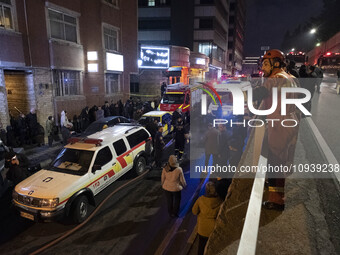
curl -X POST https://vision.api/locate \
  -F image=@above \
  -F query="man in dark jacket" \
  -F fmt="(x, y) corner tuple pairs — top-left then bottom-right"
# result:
(5, 152), (30, 186)
(26, 108), (38, 144)
(154, 124), (165, 169)
(174, 117), (188, 160)
(103, 101), (111, 117)
(17, 113), (28, 146)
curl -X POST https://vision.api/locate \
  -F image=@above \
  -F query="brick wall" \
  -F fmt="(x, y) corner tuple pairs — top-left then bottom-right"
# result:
(0, 69), (10, 128)
(33, 69), (53, 127)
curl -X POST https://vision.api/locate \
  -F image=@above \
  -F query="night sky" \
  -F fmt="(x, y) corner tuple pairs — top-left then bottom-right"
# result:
(244, 0), (324, 56)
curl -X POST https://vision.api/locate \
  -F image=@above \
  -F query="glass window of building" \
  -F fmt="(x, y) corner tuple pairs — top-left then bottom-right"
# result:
(198, 42), (212, 57)
(48, 9), (78, 43)
(0, 0), (13, 29)
(148, 0), (155, 6)
(106, 73), (120, 94)
(103, 26), (118, 52)
(53, 70), (81, 97)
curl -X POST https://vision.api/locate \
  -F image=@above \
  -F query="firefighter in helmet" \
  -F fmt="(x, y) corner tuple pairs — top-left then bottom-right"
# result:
(253, 49), (301, 211)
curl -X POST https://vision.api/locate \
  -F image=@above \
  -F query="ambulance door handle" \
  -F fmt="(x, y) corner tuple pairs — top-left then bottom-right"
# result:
(126, 153), (130, 157)
(112, 162), (116, 166)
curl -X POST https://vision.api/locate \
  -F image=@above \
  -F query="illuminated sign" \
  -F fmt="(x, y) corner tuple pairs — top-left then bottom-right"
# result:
(196, 58), (206, 65)
(139, 46), (169, 69)
(106, 53), (124, 72)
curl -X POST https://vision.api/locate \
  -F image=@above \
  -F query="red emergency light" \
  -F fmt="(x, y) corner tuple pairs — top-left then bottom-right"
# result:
(326, 52), (332, 56)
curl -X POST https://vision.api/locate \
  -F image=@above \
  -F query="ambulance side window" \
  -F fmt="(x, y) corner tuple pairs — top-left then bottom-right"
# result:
(127, 129), (149, 148)
(94, 146), (112, 168)
(113, 139), (127, 156)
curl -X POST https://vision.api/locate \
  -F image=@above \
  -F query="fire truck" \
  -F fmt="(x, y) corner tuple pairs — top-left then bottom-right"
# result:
(286, 51), (306, 68)
(159, 83), (191, 113)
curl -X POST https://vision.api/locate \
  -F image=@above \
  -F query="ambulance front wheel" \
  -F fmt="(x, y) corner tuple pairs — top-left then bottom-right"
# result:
(72, 195), (89, 223)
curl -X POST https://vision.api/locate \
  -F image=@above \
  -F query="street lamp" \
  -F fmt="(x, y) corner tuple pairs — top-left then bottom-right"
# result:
(291, 48), (295, 51)
(310, 28), (316, 34)
(316, 42), (321, 47)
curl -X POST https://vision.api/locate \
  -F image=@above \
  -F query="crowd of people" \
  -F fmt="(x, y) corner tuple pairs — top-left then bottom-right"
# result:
(0, 98), (161, 149)
(286, 60), (324, 113)
(0, 108), (45, 148)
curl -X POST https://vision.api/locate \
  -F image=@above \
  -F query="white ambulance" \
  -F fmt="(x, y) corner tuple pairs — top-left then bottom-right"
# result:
(12, 125), (152, 223)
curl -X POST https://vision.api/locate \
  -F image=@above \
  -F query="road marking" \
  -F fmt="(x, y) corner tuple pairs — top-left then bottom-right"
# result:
(237, 155), (267, 255)
(305, 117), (340, 186)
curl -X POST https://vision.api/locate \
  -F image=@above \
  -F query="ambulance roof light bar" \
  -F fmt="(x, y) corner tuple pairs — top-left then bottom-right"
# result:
(68, 137), (103, 146)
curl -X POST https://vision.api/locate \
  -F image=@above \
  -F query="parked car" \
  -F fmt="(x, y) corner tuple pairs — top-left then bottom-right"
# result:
(138, 111), (173, 136)
(81, 116), (131, 137)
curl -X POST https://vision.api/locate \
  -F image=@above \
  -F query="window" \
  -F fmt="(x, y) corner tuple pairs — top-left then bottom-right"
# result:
(199, 18), (213, 29)
(148, 0), (155, 6)
(139, 19), (171, 30)
(106, 73), (120, 94)
(53, 70), (81, 96)
(103, 26), (118, 51)
(104, 0), (118, 7)
(228, 41), (233, 49)
(130, 82), (139, 93)
(0, 0), (13, 29)
(212, 46), (224, 62)
(126, 129), (150, 148)
(48, 9), (78, 43)
(160, 0), (166, 4)
(198, 42), (212, 57)
(94, 146), (113, 167)
(113, 139), (127, 156)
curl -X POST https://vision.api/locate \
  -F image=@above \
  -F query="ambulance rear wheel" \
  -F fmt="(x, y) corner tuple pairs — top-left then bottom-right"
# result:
(134, 156), (146, 175)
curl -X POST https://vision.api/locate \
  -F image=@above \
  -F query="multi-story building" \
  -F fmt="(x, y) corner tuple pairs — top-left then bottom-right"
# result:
(138, 0), (230, 82)
(0, 0), (137, 128)
(242, 56), (261, 75)
(227, 0), (245, 75)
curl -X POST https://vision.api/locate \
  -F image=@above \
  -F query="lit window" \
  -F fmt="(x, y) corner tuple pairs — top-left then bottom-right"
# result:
(103, 26), (118, 52)
(148, 0), (155, 6)
(53, 70), (81, 96)
(48, 9), (78, 43)
(0, 0), (13, 29)
(106, 73), (120, 94)
(198, 42), (212, 57)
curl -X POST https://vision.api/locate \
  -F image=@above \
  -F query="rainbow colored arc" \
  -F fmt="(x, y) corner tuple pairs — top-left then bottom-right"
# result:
(198, 82), (222, 106)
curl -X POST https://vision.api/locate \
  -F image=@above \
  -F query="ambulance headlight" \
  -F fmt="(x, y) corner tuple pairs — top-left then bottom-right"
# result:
(39, 198), (59, 208)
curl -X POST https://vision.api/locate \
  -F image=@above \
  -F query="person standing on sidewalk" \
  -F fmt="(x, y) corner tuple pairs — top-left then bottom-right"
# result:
(161, 155), (187, 218)
(46, 116), (54, 147)
(192, 182), (222, 255)
(154, 124), (165, 169)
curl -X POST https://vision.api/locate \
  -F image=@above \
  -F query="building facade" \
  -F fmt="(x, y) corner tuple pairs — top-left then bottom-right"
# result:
(226, 0), (245, 75)
(138, 0), (230, 82)
(0, 0), (137, 128)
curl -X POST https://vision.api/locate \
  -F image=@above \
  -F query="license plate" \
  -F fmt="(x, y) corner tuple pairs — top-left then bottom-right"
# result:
(20, 211), (35, 221)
